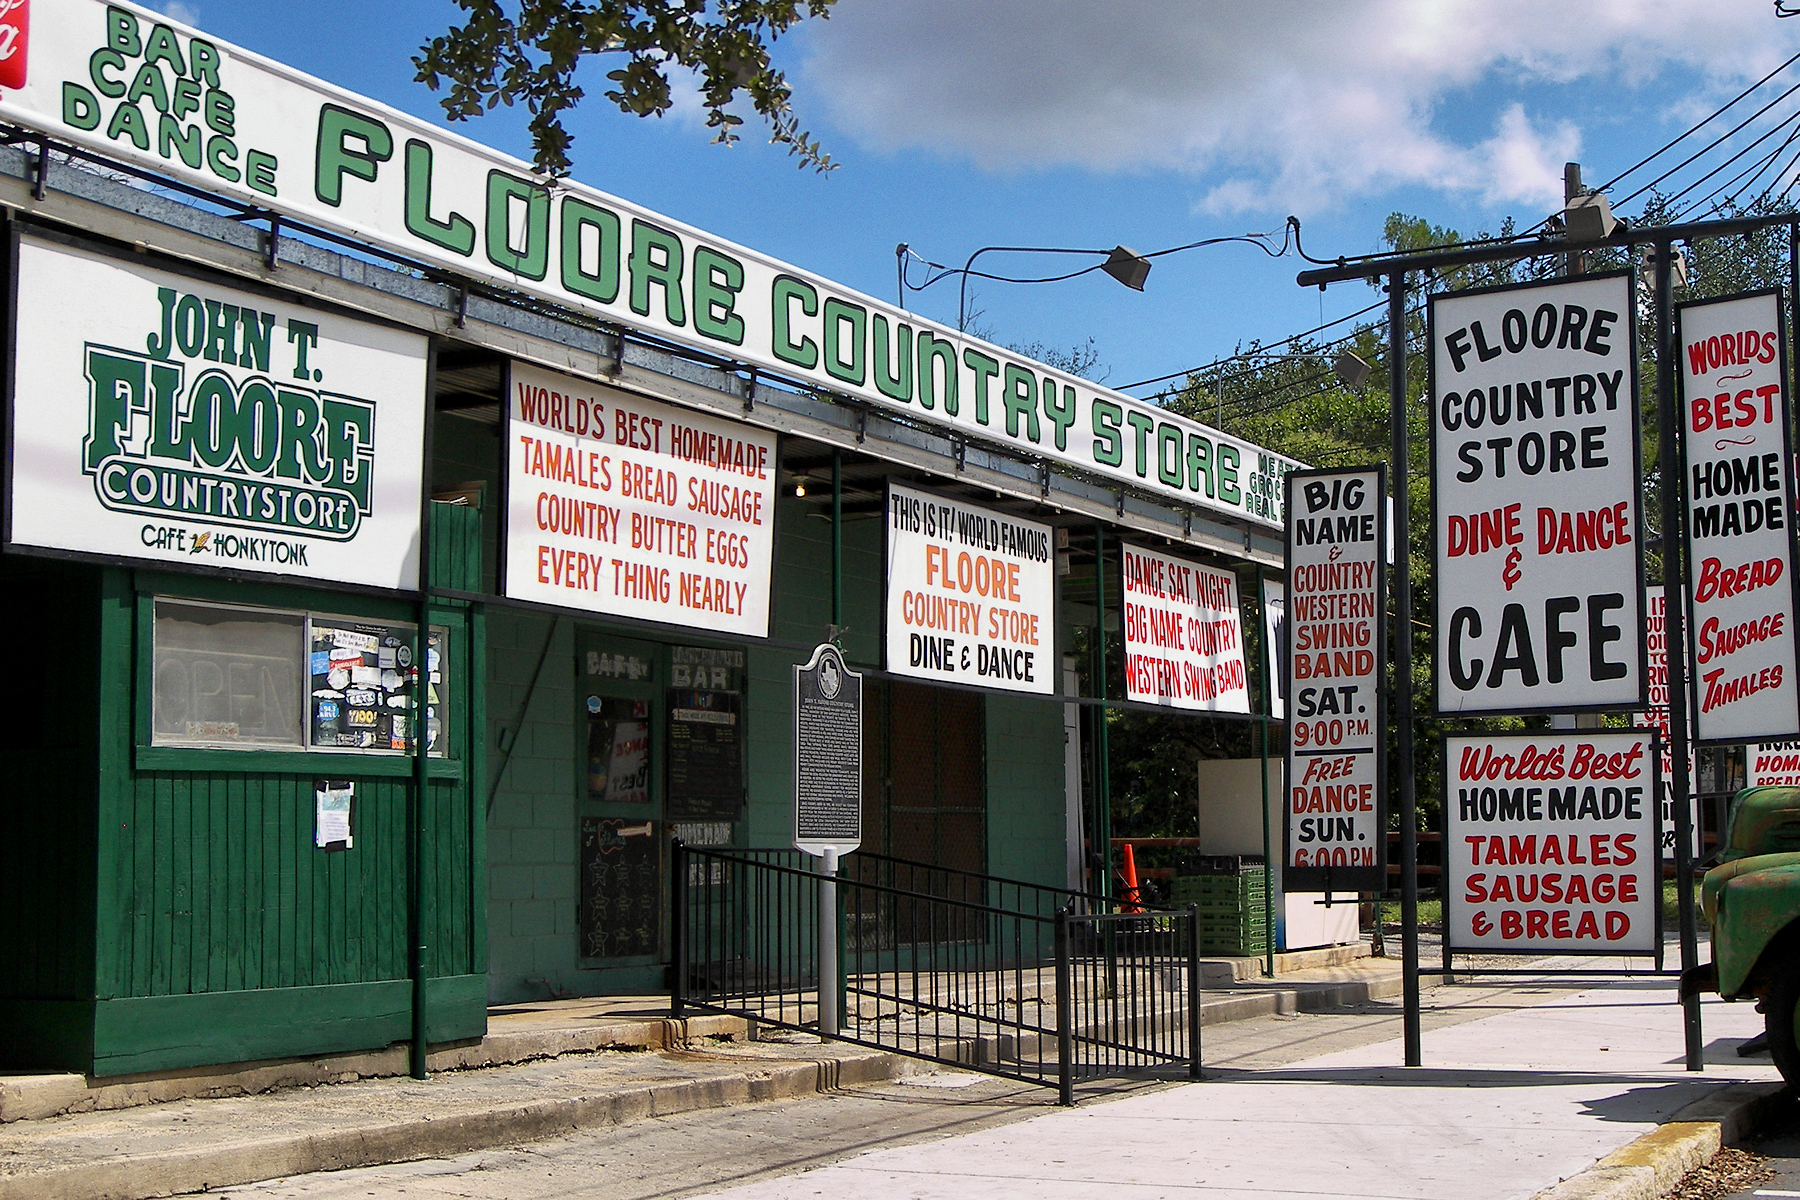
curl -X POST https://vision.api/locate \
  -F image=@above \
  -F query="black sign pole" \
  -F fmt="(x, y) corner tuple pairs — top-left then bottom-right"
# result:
(1390, 270), (1422, 1068)
(1656, 238), (1704, 1073)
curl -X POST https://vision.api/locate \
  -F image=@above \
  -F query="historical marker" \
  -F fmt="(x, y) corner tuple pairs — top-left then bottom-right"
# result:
(793, 643), (863, 855)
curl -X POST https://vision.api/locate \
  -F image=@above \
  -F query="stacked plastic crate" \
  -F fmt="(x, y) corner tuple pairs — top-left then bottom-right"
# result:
(1169, 856), (1268, 956)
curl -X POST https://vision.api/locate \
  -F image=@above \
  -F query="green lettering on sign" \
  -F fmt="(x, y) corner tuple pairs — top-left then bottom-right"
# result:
(629, 221), (686, 325)
(1091, 399), (1123, 467)
(771, 275), (818, 370)
(314, 104), (391, 207)
(1125, 411), (1155, 478)
(1002, 364), (1040, 443)
(485, 171), (550, 280)
(1218, 444), (1241, 504)
(693, 248), (745, 346)
(1187, 434), (1214, 499)
(404, 140), (474, 257)
(917, 332), (957, 414)
(1042, 379), (1075, 451)
(63, 83), (101, 131)
(560, 198), (621, 303)
(873, 316), (912, 403)
(963, 347), (999, 425)
(823, 298), (866, 385)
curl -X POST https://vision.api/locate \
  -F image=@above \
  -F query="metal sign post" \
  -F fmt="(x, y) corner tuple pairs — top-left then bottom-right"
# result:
(794, 642), (863, 1039)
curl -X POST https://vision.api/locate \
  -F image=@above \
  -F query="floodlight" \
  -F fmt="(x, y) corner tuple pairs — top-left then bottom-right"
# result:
(1101, 246), (1152, 291)
(1641, 244), (1689, 290)
(1331, 351), (1373, 391)
(1563, 192), (1617, 242)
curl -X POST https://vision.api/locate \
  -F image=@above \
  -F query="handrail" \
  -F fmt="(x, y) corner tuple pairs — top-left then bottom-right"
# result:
(686, 845), (1178, 918)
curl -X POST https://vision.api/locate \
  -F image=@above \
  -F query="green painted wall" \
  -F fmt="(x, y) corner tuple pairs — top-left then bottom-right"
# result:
(985, 693), (1068, 887)
(482, 473), (1074, 1003)
(0, 506), (488, 1076)
(483, 609), (581, 1003)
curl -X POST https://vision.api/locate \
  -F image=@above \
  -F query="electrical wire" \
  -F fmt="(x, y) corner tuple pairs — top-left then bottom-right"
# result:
(1117, 295), (1388, 391)
(1612, 76), (1800, 208)
(1668, 117), (1800, 220)
(1661, 109), (1800, 217)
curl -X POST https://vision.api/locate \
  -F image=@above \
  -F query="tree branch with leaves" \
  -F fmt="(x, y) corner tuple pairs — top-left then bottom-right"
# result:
(416, 0), (837, 179)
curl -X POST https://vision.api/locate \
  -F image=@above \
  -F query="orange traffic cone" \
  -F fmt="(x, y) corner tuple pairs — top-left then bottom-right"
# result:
(1121, 842), (1142, 914)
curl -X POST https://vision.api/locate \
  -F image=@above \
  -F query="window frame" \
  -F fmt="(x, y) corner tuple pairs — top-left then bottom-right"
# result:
(144, 593), (455, 765)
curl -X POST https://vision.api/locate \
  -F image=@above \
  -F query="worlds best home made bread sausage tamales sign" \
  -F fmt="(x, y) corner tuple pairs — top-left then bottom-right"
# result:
(2, 0), (1300, 529)
(1676, 291), (1800, 744)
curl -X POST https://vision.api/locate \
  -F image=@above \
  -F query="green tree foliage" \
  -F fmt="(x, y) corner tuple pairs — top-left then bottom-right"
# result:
(415, 0), (838, 178)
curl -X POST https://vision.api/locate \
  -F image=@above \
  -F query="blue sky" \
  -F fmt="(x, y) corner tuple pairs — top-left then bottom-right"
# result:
(161, 0), (1800, 401)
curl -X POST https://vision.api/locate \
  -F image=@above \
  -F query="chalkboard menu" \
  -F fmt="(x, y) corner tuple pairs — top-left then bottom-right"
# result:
(667, 689), (744, 820)
(793, 643), (863, 854)
(578, 817), (660, 959)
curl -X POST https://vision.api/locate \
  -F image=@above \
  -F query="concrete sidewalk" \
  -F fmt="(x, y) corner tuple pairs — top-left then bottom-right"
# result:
(0, 954), (1412, 1200)
(690, 968), (1788, 1200)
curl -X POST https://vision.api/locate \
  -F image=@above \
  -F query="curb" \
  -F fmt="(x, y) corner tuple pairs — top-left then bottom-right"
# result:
(0, 1014), (750, 1124)
(1530, 1082), (1794, 1200)
(0, 1048), (920, 1200)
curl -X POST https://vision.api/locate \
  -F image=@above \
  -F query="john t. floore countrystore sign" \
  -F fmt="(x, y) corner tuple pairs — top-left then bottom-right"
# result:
(8, 235), (427, 591)
(0, 0), (1301, 528)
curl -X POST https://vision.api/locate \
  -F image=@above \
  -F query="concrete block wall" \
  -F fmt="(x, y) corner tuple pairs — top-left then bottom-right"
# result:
(483, 609), (579, 1004)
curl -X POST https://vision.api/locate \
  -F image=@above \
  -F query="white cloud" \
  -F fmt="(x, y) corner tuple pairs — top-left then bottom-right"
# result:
(800, 0), (1798, 215)
(157, 1), (200, 27)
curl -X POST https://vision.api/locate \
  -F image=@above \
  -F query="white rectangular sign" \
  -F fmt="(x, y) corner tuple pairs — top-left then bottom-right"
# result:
(1283, 467), (1386, 893)
(1750, 741), (1800, 786)
(1263, 575), (1287, 720)
(6, 236), (425, 589)
(503, 361), (775, 636)
(1120, 544), (1249, 712)
(1445, 730), (1659, 955)
(4, 0), (1302, 528)
(1430, 275), (1646, 716)
(1677, 290), (1800, 743)
(884, 482), (1055, 695)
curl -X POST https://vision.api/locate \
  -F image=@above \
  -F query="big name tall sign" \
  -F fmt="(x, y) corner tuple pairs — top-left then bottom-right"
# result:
(1430, 275), (1648, 716)
(1283, 466), (1387, 893)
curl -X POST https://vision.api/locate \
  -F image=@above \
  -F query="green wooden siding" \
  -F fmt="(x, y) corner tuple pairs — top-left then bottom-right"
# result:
(2, 503), (488, 1075)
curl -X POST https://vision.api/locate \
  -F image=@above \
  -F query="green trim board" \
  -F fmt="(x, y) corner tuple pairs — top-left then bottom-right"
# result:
(89, 975), (488, 1076)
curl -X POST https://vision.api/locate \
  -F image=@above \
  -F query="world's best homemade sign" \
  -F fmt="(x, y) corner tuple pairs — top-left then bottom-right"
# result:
(1, 0), (1300, 528)
(504, 360), (776, 637)
(6, 236), (426, 590)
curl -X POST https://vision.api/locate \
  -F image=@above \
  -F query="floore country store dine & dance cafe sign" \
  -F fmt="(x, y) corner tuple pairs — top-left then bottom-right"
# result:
(8, 0), (1302, 535)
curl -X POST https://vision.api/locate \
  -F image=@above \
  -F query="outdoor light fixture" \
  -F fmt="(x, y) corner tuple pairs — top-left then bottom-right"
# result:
(1563, 191), (1618, 242)
(794, 481), (807, 498)
(1641, 244), (1689, 290)
(1100, 245), (1153, 291)
(1331, 350), (1373, 390)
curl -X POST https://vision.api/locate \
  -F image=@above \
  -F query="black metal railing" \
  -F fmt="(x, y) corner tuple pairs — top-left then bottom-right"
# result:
(671, 840), (1202, 1103)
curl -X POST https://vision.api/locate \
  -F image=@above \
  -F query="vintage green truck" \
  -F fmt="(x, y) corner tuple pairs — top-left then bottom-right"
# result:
(1681, 785), (1800, 1084)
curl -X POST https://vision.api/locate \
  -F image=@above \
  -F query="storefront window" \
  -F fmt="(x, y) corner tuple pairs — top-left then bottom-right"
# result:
(152, 598), (448, 755)
(152, 601), (305, 748)
(308, 619), (447, 754)
(586, 697), (651, 803)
